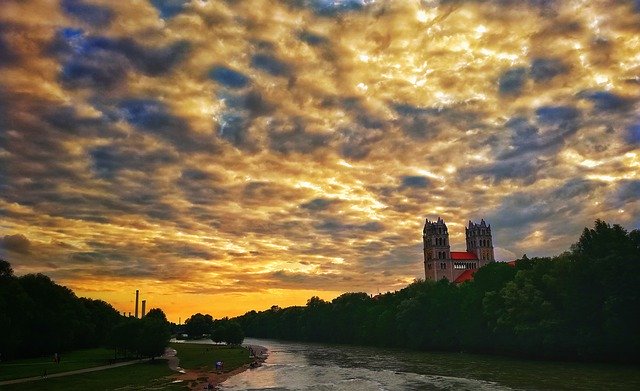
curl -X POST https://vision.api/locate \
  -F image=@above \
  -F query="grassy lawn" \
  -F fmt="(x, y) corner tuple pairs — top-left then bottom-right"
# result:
(2, 360), (185, 391)
(169, 342), (252, 372)
(0, 348), (116, 381)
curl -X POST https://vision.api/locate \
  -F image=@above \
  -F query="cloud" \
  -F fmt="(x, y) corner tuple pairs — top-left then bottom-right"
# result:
(0, 234), (31, 254)
(251, 54), (292, 77)
(300, 198), (340, 211)
(52, 29), (190, 89)
(61, 0), (114, 28)
(400, 176), (430, 188)
(2, 0), (639, 318)
(499, 67), (527, 96)
(529, 57), (568, 82)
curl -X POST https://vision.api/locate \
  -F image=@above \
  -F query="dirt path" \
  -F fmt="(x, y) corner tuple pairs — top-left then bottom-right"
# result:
(0, 348), (179, 386)
(0, 358), (147, 386)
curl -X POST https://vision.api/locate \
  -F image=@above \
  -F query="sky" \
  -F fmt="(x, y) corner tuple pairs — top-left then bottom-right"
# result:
(1, 0), (639, 322)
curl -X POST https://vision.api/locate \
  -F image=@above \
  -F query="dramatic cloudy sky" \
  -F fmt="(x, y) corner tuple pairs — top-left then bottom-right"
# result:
(1, 0), (639, 321)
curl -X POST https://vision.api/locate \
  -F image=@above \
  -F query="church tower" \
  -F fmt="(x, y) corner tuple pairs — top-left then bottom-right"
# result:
(423, 217), (451, 280)
(465, 219), (494, 264)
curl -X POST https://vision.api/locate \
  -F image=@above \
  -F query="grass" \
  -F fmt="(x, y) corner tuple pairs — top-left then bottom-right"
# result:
(169, 342), (252, 372)
(0, 348), (115, 381)
(0, 343), (252, 390)
(2, 360), (185, 391)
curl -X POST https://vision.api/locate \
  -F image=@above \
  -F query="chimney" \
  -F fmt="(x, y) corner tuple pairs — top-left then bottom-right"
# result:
(141, 300), (146, 318)
(135, 290), (139, 318)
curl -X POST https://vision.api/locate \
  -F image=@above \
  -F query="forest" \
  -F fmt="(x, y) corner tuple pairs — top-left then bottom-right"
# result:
(234, 220), (640, 363)
(0, 261), (170, 360)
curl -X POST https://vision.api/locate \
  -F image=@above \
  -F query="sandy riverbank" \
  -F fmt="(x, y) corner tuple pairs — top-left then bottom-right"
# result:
(178, 344), (268, 390)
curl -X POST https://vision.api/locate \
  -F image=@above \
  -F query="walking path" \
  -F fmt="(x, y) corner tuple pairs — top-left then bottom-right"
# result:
(0, 347), (179, 386)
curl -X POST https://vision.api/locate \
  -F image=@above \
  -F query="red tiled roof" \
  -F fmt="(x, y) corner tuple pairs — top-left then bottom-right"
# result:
(506, 260), (516, 267)
(450, 251), (478, 260)
(454, 269), (476, 283)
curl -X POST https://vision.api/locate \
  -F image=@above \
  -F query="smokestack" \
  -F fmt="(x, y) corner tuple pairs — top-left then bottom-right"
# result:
(141, 300), (146, 318)
(135, 290), (139, 318)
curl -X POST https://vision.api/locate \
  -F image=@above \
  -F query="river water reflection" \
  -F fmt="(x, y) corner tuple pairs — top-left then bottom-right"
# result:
(220, 338), (640, 390)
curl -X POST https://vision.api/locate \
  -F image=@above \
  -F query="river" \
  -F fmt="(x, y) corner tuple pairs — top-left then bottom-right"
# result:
(220, 338), (640, 390)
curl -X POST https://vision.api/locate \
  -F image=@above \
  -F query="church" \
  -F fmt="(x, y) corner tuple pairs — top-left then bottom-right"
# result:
(423, 217), (495, 283)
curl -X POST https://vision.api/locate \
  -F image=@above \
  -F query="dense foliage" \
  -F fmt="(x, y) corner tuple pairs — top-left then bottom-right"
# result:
(0, 262), (170, 360)
(108, 308), (171, 359)
(182, 313), (245, 345)
(234, 220), (640, 362)
(0, 265), (122, 359)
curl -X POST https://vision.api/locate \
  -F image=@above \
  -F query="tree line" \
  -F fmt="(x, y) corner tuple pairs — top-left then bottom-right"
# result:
(234, 220), (640, 363)
(181, 312), (245, 345)
(0, 261), (170, 360)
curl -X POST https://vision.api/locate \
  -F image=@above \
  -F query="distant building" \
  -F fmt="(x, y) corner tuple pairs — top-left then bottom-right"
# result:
(423, 217), (495, 282)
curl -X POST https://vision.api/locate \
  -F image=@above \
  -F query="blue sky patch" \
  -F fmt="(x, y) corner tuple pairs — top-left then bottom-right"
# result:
(209, 66), (249, 89)
(150, 0), (188, 19)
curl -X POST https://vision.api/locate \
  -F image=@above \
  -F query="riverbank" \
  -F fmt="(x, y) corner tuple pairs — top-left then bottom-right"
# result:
(175, 344), (268, 390)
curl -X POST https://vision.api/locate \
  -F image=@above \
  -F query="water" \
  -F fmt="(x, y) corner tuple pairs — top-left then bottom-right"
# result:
(220, 338), (640, 390)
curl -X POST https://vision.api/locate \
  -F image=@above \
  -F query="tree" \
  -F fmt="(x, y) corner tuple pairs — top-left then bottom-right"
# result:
(184, 313), (214, 338)
(145, 308), (168, 323)
(138, 317), (171, 358)
(0, 259), (13, 278)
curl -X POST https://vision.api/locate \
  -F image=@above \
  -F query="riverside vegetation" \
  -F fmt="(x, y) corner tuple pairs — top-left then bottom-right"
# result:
(235, 220), (640, 363)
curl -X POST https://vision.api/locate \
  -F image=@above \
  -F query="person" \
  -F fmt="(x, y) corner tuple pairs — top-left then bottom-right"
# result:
(54, 353), (58, 364)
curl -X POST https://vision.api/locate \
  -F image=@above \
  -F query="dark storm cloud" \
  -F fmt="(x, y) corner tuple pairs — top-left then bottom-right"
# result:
(0, 234), (31, 254)
(498, 67), (527, 96)
(61, 0), (114, 28)
(151, 0), (189, 19)
(52, 28), (190, 89)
